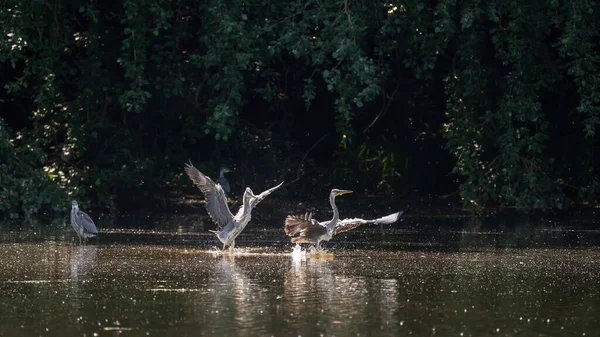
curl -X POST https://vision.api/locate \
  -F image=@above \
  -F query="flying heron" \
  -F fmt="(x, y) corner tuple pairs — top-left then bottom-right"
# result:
(284, 189), (403, 251)
(184, 162), (284, 250)
(217, 167), (231, 195)
(70, 200), (99, 245)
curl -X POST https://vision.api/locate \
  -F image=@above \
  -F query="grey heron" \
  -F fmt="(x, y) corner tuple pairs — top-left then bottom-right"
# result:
(70, 200), (98, 245)
(184, 162), (284, 250)
(217, 168), (231, 195)
(284, 189), (403, 251)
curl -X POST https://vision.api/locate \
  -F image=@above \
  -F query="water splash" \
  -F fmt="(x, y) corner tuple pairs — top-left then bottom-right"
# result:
(291, 244), (306, 261)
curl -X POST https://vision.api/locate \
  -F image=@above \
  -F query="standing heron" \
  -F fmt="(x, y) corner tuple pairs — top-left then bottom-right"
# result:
(185, 162), (284, 250)
(70, 200), (99, 245)
(217, 167), (231, 195)
(284, 189), (403, 251)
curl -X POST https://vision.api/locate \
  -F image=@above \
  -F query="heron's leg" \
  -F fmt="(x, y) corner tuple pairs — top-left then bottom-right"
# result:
(229, 240), (235, 250)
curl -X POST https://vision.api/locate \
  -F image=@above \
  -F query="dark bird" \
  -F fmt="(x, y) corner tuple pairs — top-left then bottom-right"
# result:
(185, 162), (284, 250)
(217, 167), (231, 195)
(284, 189), (403, 251)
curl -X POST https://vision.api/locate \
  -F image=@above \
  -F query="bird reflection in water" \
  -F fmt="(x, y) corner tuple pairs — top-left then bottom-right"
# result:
(284, 256), (402, 336)
(283, 257), (340, 336)
(378, 278), (399, 325)
(68, 245), (98, 312)
(69, 245), (98, 280)
(285, 256), (338, 309)
(199, 255), (269, 332)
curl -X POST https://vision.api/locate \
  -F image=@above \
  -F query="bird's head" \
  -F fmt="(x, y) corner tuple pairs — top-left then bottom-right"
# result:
(220, 167), (232, 175)
(330, 189), (353, 197)
(71, 200), (79, 209)
(242, 187), (256, 204)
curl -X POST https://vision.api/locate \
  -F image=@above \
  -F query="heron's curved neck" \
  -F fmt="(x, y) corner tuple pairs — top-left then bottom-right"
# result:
(219, 169), (226, 178)
(326, 194), (339, 231)
(236, 193), (252, 218)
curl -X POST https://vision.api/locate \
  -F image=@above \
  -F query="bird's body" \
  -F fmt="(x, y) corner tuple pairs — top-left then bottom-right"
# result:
(70, 200), (98, 245)
(216, 168), (231, 195)
(209, 199), (252, 250)
(284, 190), (403, 251)
(185, 162), (283, 250)
(284, 189), (352, 251)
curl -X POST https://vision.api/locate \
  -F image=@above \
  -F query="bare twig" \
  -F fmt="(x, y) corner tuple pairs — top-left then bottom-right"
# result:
(558, 181), (580, 190)
(344, 0), (353, 26)
(282, 132), (330, 189)
(439, 189), (459, 199)
(364, 83), (400, 133)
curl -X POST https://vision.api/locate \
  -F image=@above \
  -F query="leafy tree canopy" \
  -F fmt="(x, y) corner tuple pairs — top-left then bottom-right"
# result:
(0, 0), (599, 222)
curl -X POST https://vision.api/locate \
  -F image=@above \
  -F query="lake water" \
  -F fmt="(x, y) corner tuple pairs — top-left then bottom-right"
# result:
(1, 218), (599, 336)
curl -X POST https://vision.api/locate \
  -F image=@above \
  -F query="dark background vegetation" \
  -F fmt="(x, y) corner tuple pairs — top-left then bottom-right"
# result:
(1, 0), (599, 223)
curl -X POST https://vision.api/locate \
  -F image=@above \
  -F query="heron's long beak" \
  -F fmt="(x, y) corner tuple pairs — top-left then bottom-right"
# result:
(335, 190), (353, 196)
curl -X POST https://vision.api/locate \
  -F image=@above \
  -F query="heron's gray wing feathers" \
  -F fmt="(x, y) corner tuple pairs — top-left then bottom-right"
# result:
(284, 213), (321, 237)
(185, 163), (233, 229)
(333, 211), (403, 235)
(250, 181), (284, 208)
(77, 210), (98, 234)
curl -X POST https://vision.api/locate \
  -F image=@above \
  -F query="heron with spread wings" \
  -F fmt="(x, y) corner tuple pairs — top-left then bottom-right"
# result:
(284, 189), (403, 251)
(185, 162), (284, 250)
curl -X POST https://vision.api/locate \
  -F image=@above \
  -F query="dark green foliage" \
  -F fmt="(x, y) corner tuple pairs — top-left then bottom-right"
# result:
(0, 0), (599, 219)
(0, 121), (67, 222)
(441, 0), (599, 211)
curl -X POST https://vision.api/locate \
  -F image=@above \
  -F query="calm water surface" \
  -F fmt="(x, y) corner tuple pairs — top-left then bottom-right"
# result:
(1, 221), (600, 337)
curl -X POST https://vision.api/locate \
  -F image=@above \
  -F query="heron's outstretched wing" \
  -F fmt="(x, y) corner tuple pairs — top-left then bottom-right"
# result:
(249, 181), (284, 208)
(77, 210), (98, 235)
(284, 213), (321, 237)
(184, 162), (233, 229)
(333, 211), (403, 235)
